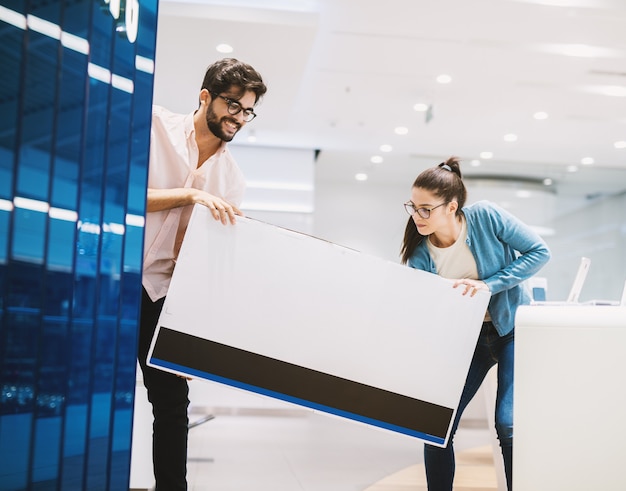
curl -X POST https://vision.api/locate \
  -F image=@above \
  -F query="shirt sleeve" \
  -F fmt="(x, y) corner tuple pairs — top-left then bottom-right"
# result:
(477, 202), (551, 294)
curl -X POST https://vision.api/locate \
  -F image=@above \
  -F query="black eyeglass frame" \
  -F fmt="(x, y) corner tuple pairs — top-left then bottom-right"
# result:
(404, 201), (447, 219)
(210, 92), (257, 122)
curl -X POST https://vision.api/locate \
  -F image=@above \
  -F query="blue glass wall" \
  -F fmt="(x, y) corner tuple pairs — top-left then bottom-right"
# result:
(0, 0), (157, 489)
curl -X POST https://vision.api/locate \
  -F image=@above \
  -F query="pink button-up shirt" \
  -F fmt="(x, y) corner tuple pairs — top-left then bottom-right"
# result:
(142, 105), (245, 301)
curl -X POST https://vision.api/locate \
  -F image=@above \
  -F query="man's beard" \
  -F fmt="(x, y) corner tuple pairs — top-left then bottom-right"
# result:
(206, 106), (239, 142)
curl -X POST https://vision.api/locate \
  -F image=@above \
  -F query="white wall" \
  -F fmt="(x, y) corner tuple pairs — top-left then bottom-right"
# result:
(540, 191), (626, 302)
(314, 181), (409, 262)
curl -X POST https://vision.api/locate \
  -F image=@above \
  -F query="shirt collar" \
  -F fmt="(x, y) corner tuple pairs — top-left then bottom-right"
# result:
(184, 111), (195, 141)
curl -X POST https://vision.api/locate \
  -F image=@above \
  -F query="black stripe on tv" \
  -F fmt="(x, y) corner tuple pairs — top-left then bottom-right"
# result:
(150, 327), (453, 444)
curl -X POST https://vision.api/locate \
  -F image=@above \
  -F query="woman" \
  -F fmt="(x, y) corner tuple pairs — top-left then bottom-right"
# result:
(400, 157), (550, 490)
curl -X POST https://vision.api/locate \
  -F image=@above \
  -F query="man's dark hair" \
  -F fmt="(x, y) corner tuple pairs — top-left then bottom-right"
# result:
(201, 58), (267, 103)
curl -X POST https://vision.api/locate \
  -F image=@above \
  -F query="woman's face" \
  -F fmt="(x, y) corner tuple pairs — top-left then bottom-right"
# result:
(409, 187), (450, 236)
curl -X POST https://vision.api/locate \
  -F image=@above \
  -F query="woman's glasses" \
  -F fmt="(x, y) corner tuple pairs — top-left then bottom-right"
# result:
(404, 201), (446, 219)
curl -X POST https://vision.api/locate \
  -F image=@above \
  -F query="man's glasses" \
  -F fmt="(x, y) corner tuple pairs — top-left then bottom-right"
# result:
(404, 201), (446, 219)
(210, 92), (257, 122)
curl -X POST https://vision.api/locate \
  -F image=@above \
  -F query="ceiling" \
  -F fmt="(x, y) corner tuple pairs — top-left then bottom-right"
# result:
(153, 0), (626, 207)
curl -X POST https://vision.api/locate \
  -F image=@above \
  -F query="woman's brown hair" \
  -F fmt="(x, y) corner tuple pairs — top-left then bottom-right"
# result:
(400, 156), (467, 264)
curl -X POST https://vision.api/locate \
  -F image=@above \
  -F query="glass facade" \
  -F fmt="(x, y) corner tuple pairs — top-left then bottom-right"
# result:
(0, 0), (157, 489)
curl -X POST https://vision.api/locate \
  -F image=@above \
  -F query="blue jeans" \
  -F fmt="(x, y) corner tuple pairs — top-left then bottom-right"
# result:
(424, 321), (514, 490)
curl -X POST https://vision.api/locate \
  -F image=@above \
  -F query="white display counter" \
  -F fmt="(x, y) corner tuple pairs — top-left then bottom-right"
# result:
(514, 305), (626, 491)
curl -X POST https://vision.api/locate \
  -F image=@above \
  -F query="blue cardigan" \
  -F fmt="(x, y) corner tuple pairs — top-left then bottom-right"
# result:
(407, 200), (551, 336)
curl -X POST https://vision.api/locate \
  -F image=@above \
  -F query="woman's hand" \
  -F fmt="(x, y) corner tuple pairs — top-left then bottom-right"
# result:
(452, 279), (490, 297)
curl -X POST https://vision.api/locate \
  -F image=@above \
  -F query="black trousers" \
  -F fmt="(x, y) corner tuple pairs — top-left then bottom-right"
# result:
(138, 288), (190, 491)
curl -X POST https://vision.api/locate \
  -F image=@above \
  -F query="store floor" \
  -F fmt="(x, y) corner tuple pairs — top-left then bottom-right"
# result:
(185, 407), (496, 491)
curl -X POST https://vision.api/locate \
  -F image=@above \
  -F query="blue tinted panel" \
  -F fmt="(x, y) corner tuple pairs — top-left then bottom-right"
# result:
(32, 417), (62, 483)
(51, 159), (80, 210)
(16, 148), (52, 199)
(0, 210), (9, 264)
(0, 0), (156, 487)
(61, 403), (87, 490)
(1, 311), (39, 414)
(16, 0), (61, 200)
(43, 271), (73, 316)
(0, 1), (23, 199)
(87, 392), (113, 491)
(110, 409), (133, 490)
(47, 218), (76, 271)
(0, 414), (31, 490)
(66, 319), (93, 405)
(123, 225), (144, 273)
(36, 318), (69, 417)
(115, 321), (138, 409)
(5, 261), (42, 310)
(52, 0), (87, 210)
(11, 208), (47, 262)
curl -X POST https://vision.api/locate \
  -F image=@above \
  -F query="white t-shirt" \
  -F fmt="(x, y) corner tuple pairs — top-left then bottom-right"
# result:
(427, 217), (491, 321)
(427, 217), (478, 280)
(142, 105), (245, 301)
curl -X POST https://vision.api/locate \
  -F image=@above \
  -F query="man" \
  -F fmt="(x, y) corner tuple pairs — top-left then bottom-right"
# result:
(138, 58), (267, 491)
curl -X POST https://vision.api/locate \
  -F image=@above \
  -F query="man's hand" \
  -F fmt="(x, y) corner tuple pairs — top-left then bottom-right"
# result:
(147, 188), (243, 225)
(192, 190), (242, 225)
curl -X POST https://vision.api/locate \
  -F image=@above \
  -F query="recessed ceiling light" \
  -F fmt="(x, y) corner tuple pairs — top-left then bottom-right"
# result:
(601, 86), (626, 97)
(584, 85), (626, 97)
(247, 135), (257, 143)
(581, 157), (594, 165)
(394, 126), (409, 135)
(615, 141), (626, 149)
(567, 165), (579, 173)
(379, 144), (393, 152)
(470, 160), (481, 167)
(370, 155), (383, 164)
(216, 43), (233, 53)
(516, 190), (532, 199)
(413, 103), (429, 112)
(436, 74), (452, 84)
(503, 133), (518, 142)
(533, 111), (549, 120)
(355, 173), (368, 181)
(543, 178), (553, 186)
(513, 0), (606, 7)
(535, 43), (621, 58)
(480, 151), (493, 159)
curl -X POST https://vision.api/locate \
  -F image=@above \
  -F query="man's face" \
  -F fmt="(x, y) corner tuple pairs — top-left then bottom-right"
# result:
(205, 89), (257, 142)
